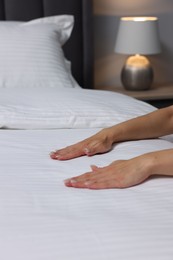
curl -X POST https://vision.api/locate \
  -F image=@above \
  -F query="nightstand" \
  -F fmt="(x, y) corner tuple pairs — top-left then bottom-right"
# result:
(95, 85), (173, 108)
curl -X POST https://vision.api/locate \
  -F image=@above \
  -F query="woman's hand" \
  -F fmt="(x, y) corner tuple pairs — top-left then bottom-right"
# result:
(50, 128), (114, 160)
(64, 155), (152, 189)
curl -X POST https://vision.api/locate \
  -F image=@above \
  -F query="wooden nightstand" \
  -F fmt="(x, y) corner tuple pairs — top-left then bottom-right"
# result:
(95, 85), (173, 108)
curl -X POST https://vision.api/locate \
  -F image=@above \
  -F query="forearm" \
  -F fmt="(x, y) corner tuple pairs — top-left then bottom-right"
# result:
(107, 106), (173, 144)
(51, 106), (173, 161)
(146, 148), (173, 177)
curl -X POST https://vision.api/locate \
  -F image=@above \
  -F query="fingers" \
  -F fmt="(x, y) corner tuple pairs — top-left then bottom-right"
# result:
(64, 172), (94, 188)
(50, 143), (110, 160)
(50, 140), (89, 160)
(85, 180), (117, 190)
(64, 175), (117, 189)
(64, 166), (101, 188)
(50, 146), (85, 160)
(50, 140), (109, 160)
(64, 165), (116, 189)
(50, 147), (93, 160)
(50, 146), (88, 160)
(50, 130), (112, 161)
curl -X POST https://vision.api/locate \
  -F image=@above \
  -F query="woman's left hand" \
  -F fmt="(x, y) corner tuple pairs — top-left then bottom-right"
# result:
(64, 156), (151, 189)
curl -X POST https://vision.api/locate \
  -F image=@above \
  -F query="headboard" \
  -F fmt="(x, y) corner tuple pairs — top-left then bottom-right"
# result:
(0, 0), (93, 89)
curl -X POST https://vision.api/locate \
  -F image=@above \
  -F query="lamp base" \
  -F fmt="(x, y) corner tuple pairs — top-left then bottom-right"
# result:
(121, 55), (153, 91)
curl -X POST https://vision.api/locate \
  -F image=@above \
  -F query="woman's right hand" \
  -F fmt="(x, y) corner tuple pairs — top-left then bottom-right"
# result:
(50, 128), (114, 160)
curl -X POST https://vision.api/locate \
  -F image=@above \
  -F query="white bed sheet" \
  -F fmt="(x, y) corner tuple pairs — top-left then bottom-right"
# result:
(0, 128), (173, 260)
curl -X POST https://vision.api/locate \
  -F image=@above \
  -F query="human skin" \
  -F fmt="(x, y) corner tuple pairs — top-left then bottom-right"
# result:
(50, 105), (173, 189)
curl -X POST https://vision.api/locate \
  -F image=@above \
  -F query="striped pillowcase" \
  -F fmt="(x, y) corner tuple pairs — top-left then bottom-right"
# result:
(0, 15), (79, 89)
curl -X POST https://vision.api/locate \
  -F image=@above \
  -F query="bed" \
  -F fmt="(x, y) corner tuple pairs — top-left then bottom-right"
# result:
(0, 1), (173, 260)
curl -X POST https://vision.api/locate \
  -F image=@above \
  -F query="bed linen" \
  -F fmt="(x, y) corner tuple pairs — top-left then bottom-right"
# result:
(0, 128), (173, 260)
(0, 87), (156, 129)
(1, 1), (172, 259)
(0, 15), (78, 89)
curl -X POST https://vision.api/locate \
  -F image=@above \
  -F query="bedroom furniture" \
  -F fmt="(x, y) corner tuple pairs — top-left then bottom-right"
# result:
(115, 16), (161, 90)
(96, 84), (173, 108)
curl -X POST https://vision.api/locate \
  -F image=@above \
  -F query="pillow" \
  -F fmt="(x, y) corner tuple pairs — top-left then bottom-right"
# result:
(23, 15), (74, 45)
(0, 87), (157, 129)
(0, 15), (80, 89)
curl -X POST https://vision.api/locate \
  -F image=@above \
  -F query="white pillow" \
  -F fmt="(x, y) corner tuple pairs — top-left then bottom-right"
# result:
(0, 87), (157, 129)
(0, 15), (79, 89)
(23, 15), (74, 45)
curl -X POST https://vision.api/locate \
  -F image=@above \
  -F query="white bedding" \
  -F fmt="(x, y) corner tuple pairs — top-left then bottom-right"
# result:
(0, 87), (156, 129)
(0, 128), (173, 260)
(0, 16), (77, 89)
(2, 13), (173, 260)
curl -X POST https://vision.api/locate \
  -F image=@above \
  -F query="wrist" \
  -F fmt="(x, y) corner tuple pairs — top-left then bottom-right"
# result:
(106, 125), (124, 144)
(141, 152), (161, 177)
(135, 153), (156, 178)
(144, 149), (173, 176)
(98, 127), (115, 146)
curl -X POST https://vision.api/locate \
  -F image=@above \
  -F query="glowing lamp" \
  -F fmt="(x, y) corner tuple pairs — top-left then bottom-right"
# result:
(115, 17), (161, 90)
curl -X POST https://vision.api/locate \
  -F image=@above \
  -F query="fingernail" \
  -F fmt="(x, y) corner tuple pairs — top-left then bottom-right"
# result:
(64, 178), (71, 184)
(70, 179), (77, 184)
(84, 181), (92, 186)
(84, 148), (90, 155)
(51, 153), (61, 159)
(50, 149), (58, 153)
(50, 151), (59, 156)
(50, 153), (61, 160)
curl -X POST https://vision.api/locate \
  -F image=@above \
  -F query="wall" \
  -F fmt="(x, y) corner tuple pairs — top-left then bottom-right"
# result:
(94, 0), (173, 88)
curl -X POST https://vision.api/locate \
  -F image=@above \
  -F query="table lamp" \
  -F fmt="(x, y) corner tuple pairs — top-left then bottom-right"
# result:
(114, 17), (161, 90)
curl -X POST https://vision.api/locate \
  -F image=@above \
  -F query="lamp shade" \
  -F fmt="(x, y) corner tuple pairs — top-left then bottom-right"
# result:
(115, 17), (161, 55)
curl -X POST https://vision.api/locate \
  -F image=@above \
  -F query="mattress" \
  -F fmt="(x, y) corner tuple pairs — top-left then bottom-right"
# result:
(0, 128), (173, 260)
